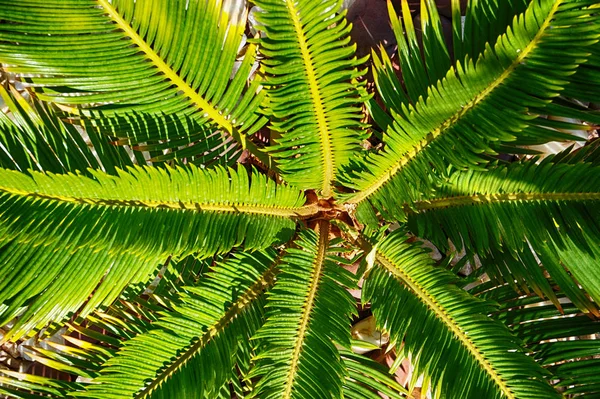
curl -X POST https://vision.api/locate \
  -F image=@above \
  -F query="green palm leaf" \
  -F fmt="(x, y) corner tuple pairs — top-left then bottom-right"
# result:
(363, 231), (558, 399)
(342, 0), (600, 220)
(407, 157), (600, 313)
(249, 224), (357, 398)
(341, 350), (409, 399)
(458, 0), (530, 62)
(474, 282), (600, 397)
(253, 0), (368, 195)
(83, 250), (276, 399)
(0, 165), (310, 340)
(0, 0), (268, 165)
(0, 86), (133, 175)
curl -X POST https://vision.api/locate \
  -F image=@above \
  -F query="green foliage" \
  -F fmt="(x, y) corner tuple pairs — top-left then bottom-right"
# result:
(0, 0), (599, 398)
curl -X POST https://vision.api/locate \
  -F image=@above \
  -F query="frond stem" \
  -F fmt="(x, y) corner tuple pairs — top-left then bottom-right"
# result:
(0, 188), (322, 219)
(282, 220), (329, 398)
(408, 191), (600, 212)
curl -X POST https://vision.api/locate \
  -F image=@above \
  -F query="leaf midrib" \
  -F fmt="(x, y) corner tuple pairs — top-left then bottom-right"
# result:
(410, 191), (600, 212)
(376, 251), (516, 399)
(282, 220), (329, 399)
(348, 0), (563, 205)
(0, 187), (320, 218)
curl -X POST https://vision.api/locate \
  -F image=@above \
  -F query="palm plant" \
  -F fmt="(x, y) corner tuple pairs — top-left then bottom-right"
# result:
(1, 0), (600, 397)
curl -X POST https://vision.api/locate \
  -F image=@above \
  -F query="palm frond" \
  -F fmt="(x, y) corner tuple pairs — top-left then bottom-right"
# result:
(363, 230), (558, 399)
(249, 224), (357, 398)
(253, 0), (368, 195)
(389, 0), (451, 104)
(0, 86), (133, 174)
(0, 288), (167, 398)
(341, 350), (409, 399)
(0, 0), (268, 165)
(342, 0), (600, 220)
(83, 249), (276, 399)
(0, 165), (308, 340)
(458, 0), (530, 62)
(474, 282), (600, 398)
(407, 157), (600, 314)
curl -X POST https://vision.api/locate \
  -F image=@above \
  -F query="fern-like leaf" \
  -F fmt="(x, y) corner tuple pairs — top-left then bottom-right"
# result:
(249, 224), (357, 399)
(0, 165), (308, 340)
(363, 231), (558, 399)
(253, 0), (368, 195)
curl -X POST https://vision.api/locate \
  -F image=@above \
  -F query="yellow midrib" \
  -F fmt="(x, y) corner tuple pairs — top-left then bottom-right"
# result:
(286, 0), (334, 197)
(97, 0), (232, 133)
(348, 0), (563, 205)
(376, 252), (516, 399)
(412, 191), (600, 212)
(0, 186), (320, 218)
(135, 267), (277, 399)
(282, 221), (329, 399)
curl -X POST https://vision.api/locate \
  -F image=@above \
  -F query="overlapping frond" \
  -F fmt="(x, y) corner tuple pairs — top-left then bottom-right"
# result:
(0, 0), (268, 165)
(479, 246), (600, 317)
(474, 283), (600, 398)
(253, 0), (368, 195)
(0, 287), (166, 398)
(407, 158), (600, 313)
(457, 0), (530, 62)
(84, 250), (276, 399)
(363, 231), (558, 399)
(249, 224), (357, 398)
(0, 86), (133, 174)
(0, 165), (308, 340)
(342, 0), (600, 221)
(341, 350), (409, 399)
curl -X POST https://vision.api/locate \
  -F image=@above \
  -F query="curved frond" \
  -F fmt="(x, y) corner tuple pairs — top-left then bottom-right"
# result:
(342, 0), (600, 219)
(0, 288), (167, 398)
(475, 283), (600, 398)
(384, 0), (451, 106)
(0, 165), (309, 340)
(458, 0), (530, 62)
(341, 350), (409, 399)
(249, 224), (357, 398)
(407, 158), (600, 313)
(84, 250), (276, 399)
(0, 0), (268, 165)
(253, 0), (368, 195)
(363, 231), (558, 399)
(0, 85), (133, 175)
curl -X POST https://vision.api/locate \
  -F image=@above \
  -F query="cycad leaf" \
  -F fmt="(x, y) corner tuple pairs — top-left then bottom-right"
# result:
(0, 0), (268, 165)
(363, 231), (559, 399)
(0, 85), (133, 175)
(383, 0), (451, 106)
(475, 283), (600, 398)
(458, 0), (530, 62)
(407, 158), (600, 314)
(254, 0), (368, 195)
(0, 165), (308, 340)
(341, 350), (409, 399)
(0, 286), (173, 398)
(84, 250), (276, 399)
(249, 224), (357, 399)
(343, 0), (600, 219)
